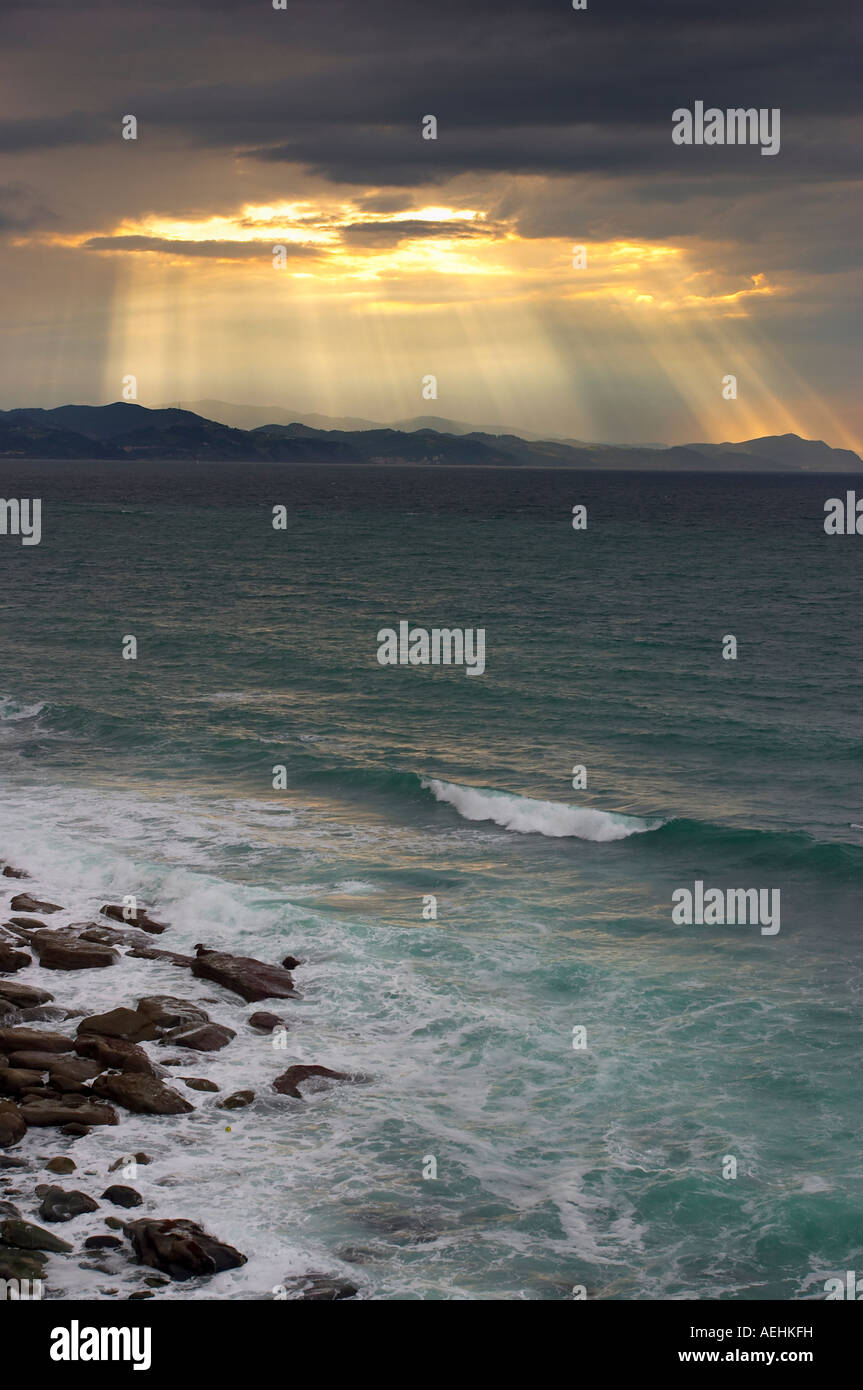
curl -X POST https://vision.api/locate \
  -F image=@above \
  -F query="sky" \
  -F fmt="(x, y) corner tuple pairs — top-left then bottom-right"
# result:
(0, 0), (860, 448)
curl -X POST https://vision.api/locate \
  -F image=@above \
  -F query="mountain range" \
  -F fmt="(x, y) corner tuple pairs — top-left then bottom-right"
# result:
(0, 402), (860, 472)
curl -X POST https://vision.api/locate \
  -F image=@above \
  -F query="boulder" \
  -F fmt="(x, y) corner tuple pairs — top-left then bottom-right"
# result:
(248, 1012), (284, 1032)
(272, 1065), (352, 1099)
(0, 1028), (74, 1053)
(0, 998), (16, 1018)
(191, 945), (298, 1003)
(101, 1185), (143, 1209)
(91, 1074), (194, 1116)
(9, 1051), (72, 1068)
(76, 1007), (160, 1043)
(10, 893), (63, 914)
(281, 955), (302, 971)
(0, 1067), (45, 1096)
(0, 1217), (73, 1252)
(123, 1217), (247, 1281)
(80, 924), (154, 949)
(181, 1077), (219, 1092)
(44, 1059), (102, 1094)
(38, 1186), (100, 1222)
(0, 1248), (46, 1281)
(0, 1099), (26, 1147)
(84, 1235), (123, 1250)
(0, 982), (53, 1008)
(108, 1153), (151, 1173)
(135, 996), (209, 1031)
(32, 932), (118, 971)
(45, 1156), (76, 1175)
(160, 1023), (235, 1052)
(101, 905), (168, 935)
(216, 1090), (254, 1110)
(60, 1123), (90, 1138)
(19, 1095), (119, 1128)
(73, 1035), (160, 1077)
(1, 865), (28, 879)
(278, 1273), (358, 1300)
(6, 916), (48, 930)
(0, 944), (31, 973)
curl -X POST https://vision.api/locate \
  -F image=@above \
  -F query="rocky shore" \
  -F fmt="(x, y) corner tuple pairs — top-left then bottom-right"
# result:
(0, 863), (362, 1300)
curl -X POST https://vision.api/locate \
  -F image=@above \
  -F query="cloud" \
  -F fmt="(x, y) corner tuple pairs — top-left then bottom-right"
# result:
(81, 234), (322, 260)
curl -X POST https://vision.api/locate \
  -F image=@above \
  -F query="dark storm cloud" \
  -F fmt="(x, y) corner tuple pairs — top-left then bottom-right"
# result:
(0, 0), (859, 185)
(82, 235), (322, 259)
(336, 219), (501, 248)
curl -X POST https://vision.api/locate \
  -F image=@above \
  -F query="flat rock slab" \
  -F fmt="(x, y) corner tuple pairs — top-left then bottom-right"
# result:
(124, 1217), (247, 1281)
(101, 904), (168, 934)
(0, 1027), (74, 1053)
(73, 1034), (160, 1078)
(92, 1073), (194, 1116)
(38, 1186), (100, 1223)
(0, 982), (53, 1008)
(32, 932), (118, 971)
(272, 1065), (352, 1099)
(191, 945), (298, 1003)
(127, 946), (195, 967)
(76, 1007), (161, 1043)
(19, 1095), (120, 1127)
(10, 894), (63, 913)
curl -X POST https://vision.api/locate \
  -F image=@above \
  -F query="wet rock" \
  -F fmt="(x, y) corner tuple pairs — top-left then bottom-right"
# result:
(16, 1006), (74, 1024)
(59, 1123), (90, 1138)
(248, 1012), (284, 1032)
(0, 1248), (46, 1281)
(0, 1217), (74, 1252)
(76, 1007), (160, 1043)
(216, 1090), (254, 1110)
(281, 955), (302, 971)
(277, 1273), (358, 1300)
(0, 999), (16, 1019)
(143, 1275), (169, 1287)
(0, 1200), (20, 1216)
(9, 1051), (70, 1069)
(91, 1073), (194, 1116)
(136, 996), (209, 1031)
(124, 1217), (247, 1281)
(191, 944), (298, 1003)
(128, 1290), (154, 1299)
(19, 1095), (119, 1128)
(10, 893), (63, 914)
(127, 946), (195, 967)
(182, 1077), (219, 1092)
(0, 1155), (28, 1169)
(0, 1099), (27, 1147)
(108, 1153), (151, 1172)
(45, 1156), (76, 1174)
(0, 981), (53, 1008)
(101, 904), (168, 935)
(80, 924), (154, 949)
(161, 1023), (236, 1052)
(84, 1235), (123, 1250)
(38, 1186), (100, 1222)
(104, 1216), (125, 1230)
(272, 1065), (352, 1099)
(40, 1058), (102, 1094)
(0, 944), (31, 973)
(0, 1028), (74, 1054)
(0, 1067), (45, 1096)
(101, 1185), (143, 1208)
(1, 865), (28, 879)
(6, 916), (49, 930)
(32, 932), (118, 971)
(74, 1034), (160, 1078)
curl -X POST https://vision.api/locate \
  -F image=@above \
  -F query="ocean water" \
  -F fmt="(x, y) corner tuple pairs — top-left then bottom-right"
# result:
(0, 459), (861, 1301)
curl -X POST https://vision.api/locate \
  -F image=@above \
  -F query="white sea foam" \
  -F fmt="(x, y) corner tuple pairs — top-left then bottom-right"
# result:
(422, 778), (661, 842)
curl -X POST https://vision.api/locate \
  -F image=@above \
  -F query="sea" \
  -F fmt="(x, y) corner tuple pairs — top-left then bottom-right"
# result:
(0, 459), (861, 1300)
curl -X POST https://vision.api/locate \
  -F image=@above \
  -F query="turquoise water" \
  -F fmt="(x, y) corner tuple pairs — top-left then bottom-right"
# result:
(0, 460), (861, 1299)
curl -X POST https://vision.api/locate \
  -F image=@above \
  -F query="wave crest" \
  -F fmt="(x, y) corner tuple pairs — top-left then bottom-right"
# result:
(421, 778), (662, 842)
